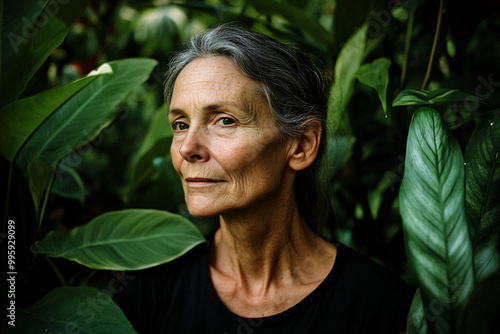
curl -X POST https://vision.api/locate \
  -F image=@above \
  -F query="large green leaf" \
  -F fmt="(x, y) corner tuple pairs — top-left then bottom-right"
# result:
(356, 57), (391, 115)
(465, 109), (500, 280)
(328, 24), (367, 135)
(32, 209), (207, 270)
(15, 58), (158, 172)
(0, 0), (87, 107)
(0, 74), (99, 162)
(400, 107), (475, 334)
(2, 286), (136, 334)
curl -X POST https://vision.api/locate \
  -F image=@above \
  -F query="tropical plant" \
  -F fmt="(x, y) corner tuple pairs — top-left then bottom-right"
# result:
(1, 0), (499, 333)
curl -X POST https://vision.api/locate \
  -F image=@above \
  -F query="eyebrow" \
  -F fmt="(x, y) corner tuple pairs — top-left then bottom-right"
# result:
(168, 103), (238, 116)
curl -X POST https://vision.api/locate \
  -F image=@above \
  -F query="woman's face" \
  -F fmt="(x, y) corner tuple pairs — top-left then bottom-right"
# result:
(168, 56), (295, 217)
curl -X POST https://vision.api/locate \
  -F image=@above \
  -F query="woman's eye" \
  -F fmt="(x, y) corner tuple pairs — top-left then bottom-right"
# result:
(173, 122), (189, 131)
(217, 117), (235, 126)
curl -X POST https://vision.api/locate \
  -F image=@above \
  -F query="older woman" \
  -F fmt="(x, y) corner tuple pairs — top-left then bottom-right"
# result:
(115, 25), (413, 333)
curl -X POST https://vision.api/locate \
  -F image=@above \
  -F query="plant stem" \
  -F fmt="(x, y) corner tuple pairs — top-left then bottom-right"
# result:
(401, 10), (415, 88)
(421, 0), (445, 90)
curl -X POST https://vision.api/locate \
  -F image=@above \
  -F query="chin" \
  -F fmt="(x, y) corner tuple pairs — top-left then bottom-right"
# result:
(185, 197), (223, 217)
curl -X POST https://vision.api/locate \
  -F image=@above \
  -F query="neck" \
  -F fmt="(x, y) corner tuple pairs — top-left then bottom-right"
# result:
(210, 193), (332, 296)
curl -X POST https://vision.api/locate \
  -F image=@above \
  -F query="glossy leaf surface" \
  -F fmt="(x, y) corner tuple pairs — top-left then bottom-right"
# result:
(0, 75), (98, 162)
(32, 209), (207, 270)
(400, 107), (475, 333)
(465, 109), (500, 280)
(15, 58), (158, 172)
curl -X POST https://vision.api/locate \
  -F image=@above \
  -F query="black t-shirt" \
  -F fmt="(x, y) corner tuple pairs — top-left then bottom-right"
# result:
(114, 239), (414, 334)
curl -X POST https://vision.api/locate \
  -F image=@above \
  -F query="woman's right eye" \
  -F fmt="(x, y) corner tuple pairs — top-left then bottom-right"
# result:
(172, 122), (189, 131)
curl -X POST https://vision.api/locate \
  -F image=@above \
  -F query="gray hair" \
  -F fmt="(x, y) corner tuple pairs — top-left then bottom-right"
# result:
(164, 24), (332, 234)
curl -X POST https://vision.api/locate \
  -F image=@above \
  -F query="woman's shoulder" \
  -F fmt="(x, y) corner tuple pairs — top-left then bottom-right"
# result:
(312, 244), (415, 333)
(333, 244), (413, 296)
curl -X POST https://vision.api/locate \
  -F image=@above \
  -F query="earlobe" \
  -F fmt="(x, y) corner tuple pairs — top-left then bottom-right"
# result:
(288, 121), (322, 171)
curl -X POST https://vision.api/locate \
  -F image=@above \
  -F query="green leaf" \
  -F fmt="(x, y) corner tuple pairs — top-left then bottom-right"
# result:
(393, 89), (487, 107)
(127, 106), (173, 197)
(400, 107), (475, 333)
(32, 209), (207, 270)
(27, 160), (53, 218)
(465, 109), (500, 280)
(356, 57), (391, 115)
(407, 290), (428, 334)
(0, 0), (87, 107)
(0, 74), (99, 162)
(2, 286), (136, 334)
(51, 163), (86, 204)
(15, 58), (158, 172)
(245, 0), (333, 50)
(328, 24), (367, 135)
(392, 89), (429, 106)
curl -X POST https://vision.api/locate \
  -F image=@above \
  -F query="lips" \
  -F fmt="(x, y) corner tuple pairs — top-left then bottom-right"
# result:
(185, 177), (224, 186)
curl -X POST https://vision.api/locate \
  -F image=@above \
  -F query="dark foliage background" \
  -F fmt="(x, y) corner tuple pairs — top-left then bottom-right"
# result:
(2, 0), (500, 318)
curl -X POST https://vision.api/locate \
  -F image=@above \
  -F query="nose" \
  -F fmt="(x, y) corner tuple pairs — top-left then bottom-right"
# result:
(178, 127), (210, 163)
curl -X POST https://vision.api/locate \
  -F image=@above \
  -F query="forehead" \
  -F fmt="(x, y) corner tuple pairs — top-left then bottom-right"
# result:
(171, 57), (263, 105)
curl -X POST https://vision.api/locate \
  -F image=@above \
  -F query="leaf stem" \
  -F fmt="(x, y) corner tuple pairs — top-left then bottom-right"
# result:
(45, 255), (68, 286)
(421, 0), (445, 90)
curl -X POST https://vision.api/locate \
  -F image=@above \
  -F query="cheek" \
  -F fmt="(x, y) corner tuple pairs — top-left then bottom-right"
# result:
(170, 143), (183, 174)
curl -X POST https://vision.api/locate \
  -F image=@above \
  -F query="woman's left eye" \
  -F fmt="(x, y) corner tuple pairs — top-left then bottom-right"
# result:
(217, 117), (235, 126)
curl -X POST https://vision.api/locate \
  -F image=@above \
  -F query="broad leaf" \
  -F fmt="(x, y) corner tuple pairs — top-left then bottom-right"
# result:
(2, 286), (136, 334)
(465, 109), (500, 280)
(127, 106), (173, 197)
(400, 107), (475, 333)
(393, 89), (486, 107)
(328, 24), (367, 135)
(407, 290), (427, 334)
(356, 57), (391, 115)
(15, 58), (158, 172)
(0, 0), (87, 107)
(32, 209), (207, 270)
(0, 74), (99, 162)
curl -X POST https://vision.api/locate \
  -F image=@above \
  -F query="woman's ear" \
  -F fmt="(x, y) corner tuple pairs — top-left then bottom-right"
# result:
(288, 120), (322, 171)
